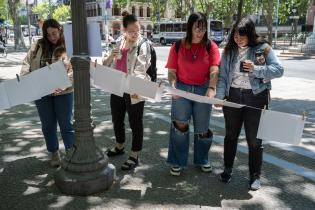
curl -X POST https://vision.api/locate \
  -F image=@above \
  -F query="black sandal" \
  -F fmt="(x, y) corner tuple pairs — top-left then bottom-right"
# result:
(121, 156), (139, 170)
(106, 147), (125, 157)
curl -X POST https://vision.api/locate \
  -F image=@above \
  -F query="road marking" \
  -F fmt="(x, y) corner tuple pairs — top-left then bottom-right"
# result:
(144, 111), (315, 182)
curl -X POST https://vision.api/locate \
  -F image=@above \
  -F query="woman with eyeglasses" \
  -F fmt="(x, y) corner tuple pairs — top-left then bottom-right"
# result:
(165, 12), (220, 176)
(215, 17), (284, 190)
(103, 11), (151, 170)
(20, 19), (74, 167)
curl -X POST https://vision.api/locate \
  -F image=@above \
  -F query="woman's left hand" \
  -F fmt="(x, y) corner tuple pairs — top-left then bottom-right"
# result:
(53, 88), (65, 96)
(131, 94), (140, 99)
(206, 88), (216, 98)
(243, 60), (255, 72)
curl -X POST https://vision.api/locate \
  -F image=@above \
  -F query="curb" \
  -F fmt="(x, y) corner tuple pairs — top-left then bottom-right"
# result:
(278, 52), (315, 59)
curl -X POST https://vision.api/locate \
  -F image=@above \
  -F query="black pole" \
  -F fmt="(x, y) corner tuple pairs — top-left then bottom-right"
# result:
(54, 0), (115, 196)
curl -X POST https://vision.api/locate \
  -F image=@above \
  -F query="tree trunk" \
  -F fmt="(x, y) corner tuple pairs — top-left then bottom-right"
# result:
(184, 0), (194, 15)
(237, 0), (243, 22)
(190, 0), (194, 14)
(8, 0), (26, 49)
(265, 0), (274, 44)
(180, 0), (184, 20)
(224, 1), (235, 30)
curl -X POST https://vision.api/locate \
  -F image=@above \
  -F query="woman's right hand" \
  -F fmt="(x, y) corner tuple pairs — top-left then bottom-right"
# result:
(170, 81), (181, 99)
(102, 48), (119, 66)
(110, 48), (120, 59)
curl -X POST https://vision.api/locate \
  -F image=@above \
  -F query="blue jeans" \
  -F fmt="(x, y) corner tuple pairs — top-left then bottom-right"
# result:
(167, 80), (213, 167)
(35, 93), (74, 153)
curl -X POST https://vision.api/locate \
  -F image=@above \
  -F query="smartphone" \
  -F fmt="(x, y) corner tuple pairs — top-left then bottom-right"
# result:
(239, 60), (246, 72)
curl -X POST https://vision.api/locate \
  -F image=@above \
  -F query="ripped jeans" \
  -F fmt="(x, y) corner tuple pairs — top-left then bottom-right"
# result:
(167, 80), (213, 167)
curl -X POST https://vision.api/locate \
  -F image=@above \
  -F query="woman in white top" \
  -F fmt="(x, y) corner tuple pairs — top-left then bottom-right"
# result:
(102, 11), (151, 170)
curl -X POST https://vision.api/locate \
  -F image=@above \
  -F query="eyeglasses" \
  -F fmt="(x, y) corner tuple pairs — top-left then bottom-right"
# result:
(126, 31), (140, 36)
(193, 28), (207, 33)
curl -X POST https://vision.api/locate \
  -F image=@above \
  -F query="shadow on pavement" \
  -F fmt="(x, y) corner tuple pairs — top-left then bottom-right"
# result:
(270, 97), (315, 136)
(1, 88), (315, 209)
(0, 61), (22, 68)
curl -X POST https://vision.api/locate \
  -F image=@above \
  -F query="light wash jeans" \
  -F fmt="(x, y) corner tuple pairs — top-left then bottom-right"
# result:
(167, 80), (213, 167)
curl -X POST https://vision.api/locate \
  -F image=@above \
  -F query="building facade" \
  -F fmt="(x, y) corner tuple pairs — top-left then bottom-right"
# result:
(86, 0), (154, 40)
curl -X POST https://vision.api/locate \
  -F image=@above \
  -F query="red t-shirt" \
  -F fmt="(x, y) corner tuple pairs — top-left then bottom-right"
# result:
(165, 41), (220, 85)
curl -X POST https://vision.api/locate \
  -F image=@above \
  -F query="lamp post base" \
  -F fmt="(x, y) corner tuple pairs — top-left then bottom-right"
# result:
(54, 163), (115, 196)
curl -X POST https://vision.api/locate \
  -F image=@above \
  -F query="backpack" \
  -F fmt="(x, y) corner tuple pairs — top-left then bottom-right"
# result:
(175, 39), (212, 54)
(137, 38), (157, 82)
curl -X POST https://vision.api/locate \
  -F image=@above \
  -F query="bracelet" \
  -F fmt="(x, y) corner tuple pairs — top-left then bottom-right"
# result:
(208, 87), (216, 91)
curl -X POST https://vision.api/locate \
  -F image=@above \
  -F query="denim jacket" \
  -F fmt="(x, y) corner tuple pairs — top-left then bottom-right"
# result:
(215, 43), (284, 100)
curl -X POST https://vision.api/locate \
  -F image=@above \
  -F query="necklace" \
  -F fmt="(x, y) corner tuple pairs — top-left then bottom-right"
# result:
(190, 44), (200, 61)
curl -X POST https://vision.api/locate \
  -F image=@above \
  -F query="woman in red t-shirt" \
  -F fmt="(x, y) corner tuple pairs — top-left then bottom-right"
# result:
(165, 12), (220, 176)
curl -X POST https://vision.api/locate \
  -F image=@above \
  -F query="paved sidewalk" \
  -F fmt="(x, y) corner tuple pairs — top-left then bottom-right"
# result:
(1, 49), (315, 209)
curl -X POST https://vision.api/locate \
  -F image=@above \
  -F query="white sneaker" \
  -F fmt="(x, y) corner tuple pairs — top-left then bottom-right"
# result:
(200, 163), (212, 173)
(249, 178), (261, 191)
(170, 167), (181, 176)
(49, 151), (61, 167)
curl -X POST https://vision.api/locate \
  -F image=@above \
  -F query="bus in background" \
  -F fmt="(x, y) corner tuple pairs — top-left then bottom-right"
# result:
(209, 19), (224, 45)
(152, 22), (186, 45)
(152, 19), (224, 45)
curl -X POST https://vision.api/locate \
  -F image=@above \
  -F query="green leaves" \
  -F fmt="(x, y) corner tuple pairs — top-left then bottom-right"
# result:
(32, 0), (71, 22)
(32, 1), (51, 20)
(53, 5), (71, 22)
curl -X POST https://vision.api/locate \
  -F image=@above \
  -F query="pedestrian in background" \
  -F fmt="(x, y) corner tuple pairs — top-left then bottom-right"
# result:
(165, 12), (220, 176)
(102, 11), (151, 171)
(215, 17), (284, 190)
(37, 18), (44, 36)
(20, 19), (74, 167)
(0, 31), (3, 43)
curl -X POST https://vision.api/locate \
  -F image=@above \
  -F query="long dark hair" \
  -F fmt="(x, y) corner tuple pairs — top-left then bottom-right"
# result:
(121, 11), (138, 28)
(224, 17), (269, 55)
(184, 12), (208, 47)
(34, 19), (65, 64)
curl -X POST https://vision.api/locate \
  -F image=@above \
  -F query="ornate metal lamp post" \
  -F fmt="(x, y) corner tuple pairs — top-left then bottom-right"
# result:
(54, 0), (115, 196)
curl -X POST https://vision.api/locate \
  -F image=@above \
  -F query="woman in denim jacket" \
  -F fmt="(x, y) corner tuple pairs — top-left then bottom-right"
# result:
(102, 11), (151, 170)
(215, 17), (284, 190)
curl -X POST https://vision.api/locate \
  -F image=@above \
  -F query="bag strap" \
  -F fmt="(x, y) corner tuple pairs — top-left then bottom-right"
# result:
(175, 40), (181, 53)
(206, 39), (211, 54)
(137, 38), (148, 56)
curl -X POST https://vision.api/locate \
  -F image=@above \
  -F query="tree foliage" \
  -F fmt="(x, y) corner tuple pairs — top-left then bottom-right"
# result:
(32, 1), (51, 20)
(277, 0), (310, 24)
(53, 5), (71, 22)
(0, 0), (9, 20)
